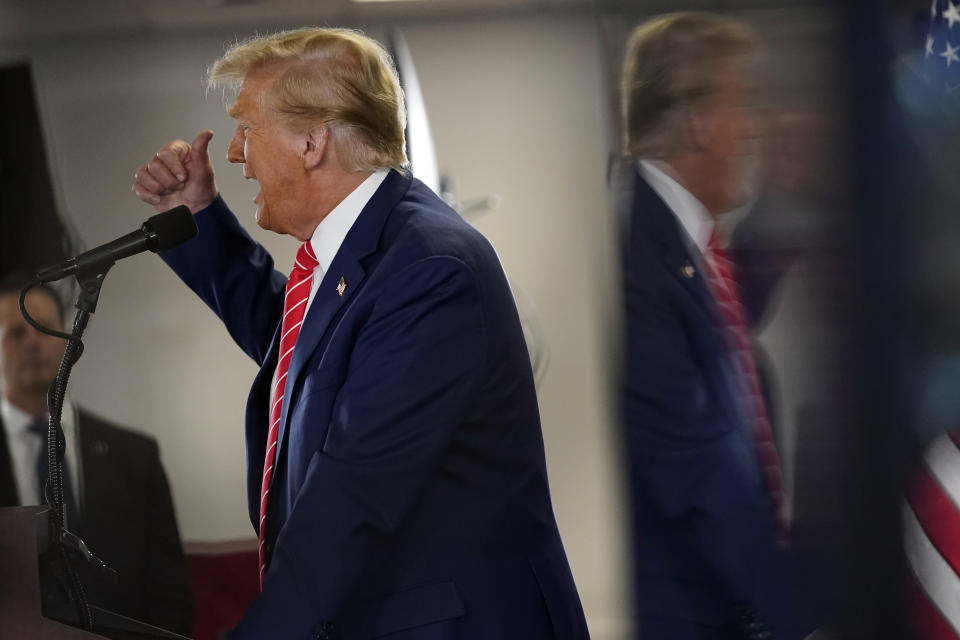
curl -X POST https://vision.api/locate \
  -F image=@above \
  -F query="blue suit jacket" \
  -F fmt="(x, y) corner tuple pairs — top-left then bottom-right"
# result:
(161, 170), (588, 640)
(618, 167), (802, 639)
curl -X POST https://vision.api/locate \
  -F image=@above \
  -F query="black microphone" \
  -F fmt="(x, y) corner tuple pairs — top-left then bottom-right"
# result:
(36, 206), (198, 282)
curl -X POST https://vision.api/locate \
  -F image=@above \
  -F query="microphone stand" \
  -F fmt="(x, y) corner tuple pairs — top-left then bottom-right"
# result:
(21, 267), (118, 633)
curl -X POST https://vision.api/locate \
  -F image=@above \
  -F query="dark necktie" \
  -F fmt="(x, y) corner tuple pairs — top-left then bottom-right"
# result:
(28, 418), (77, 528)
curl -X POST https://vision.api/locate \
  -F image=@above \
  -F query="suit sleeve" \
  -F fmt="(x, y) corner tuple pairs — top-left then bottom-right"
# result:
(230, 255), (487, 639)
(159, 196), (286, 365)
(621, 262), (799, 635)
(141, 440), (194, 635)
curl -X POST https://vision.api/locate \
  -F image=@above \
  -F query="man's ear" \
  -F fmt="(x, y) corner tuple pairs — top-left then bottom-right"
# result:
(303, 126), (328, 170)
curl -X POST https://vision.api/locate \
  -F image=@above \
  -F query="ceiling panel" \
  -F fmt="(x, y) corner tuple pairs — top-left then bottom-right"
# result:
(0, 0), (593, 42)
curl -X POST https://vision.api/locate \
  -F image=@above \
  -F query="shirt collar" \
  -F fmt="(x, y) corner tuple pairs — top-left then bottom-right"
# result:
(0, 395), (75, 438)
(309, 169), (389, 274)
(637, 159), (714, 252)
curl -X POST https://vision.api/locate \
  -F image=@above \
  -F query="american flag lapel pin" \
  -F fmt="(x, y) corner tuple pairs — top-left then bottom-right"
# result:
(336, 276), (347, 297)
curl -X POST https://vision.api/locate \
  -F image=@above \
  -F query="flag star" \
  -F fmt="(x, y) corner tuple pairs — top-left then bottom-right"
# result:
(927, 35), (936, 57)
(946, 1), (960, 28)
(941, 40), (960, 66)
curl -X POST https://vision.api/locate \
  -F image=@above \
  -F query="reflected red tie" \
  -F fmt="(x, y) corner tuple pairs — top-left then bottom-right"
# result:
(703, 231), (786, 531)
(258, 242), (319, 588)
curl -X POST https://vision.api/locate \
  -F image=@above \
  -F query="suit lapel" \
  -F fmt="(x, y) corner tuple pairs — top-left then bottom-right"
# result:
(632, 171), (720, 324)
(661, 237), (719, 325)
(274, 248), (366, 461)
(76, 411), (111, 533)
(272, 169), (413, 479)
(0, 417), (20, 506)
(632, 170), (755, 434)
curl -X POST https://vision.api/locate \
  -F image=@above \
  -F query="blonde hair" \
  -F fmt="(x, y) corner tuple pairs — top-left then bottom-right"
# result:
(208, 27), (408, 172)
(621, 12), (757, 158)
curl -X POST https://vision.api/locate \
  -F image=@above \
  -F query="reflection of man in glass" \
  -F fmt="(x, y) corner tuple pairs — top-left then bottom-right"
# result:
(0, 278), (193, 634)
(617, 13), (807, 639)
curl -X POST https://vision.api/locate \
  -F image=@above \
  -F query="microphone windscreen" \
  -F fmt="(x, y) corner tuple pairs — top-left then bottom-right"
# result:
(145, 205), (198, 251)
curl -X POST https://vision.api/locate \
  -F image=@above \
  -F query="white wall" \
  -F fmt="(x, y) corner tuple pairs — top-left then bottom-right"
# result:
(1, 15), (632, 638)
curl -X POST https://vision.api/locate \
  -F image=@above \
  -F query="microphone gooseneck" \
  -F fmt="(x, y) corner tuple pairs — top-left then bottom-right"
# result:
(19, 204), (197, 632)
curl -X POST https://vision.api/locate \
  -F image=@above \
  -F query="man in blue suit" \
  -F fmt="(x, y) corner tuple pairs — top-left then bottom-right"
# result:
(616, 14), (809, 640)
(133, 27), (587, 640)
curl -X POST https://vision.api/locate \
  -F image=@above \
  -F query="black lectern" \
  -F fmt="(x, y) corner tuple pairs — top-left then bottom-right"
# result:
(0, 507), (191, 640)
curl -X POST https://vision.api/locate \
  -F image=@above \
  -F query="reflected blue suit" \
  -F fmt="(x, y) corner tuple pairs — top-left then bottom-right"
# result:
(618, 166), (804, 639)
(161, 169), (588, 640)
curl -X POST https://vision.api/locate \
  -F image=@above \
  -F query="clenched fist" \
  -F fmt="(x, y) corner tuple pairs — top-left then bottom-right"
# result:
(133, 130), (218, 214)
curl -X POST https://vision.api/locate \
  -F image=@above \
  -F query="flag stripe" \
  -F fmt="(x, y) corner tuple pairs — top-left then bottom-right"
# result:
(904, 498), (960, 635)
(907, 572), (960, 640)
(925, 434), (960, 514)
(908, 461), (960, 580)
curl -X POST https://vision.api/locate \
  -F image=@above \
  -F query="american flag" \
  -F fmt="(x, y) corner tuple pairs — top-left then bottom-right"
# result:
(905, 432), (960, 639)
(925, 0), (960, 100)
(903, 12), (960, 640)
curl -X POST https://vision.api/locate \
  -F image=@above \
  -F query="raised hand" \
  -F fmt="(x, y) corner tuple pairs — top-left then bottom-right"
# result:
(133, 130), (218, 213)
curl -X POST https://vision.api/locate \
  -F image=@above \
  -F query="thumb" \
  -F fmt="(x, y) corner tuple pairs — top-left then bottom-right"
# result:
(191, 129), (214, 160)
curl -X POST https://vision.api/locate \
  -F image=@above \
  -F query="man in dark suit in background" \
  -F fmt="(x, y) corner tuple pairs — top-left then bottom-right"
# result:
(132, 27), (587, 640)
(0, 278), (193, 634)
(616, 13), (808, 639)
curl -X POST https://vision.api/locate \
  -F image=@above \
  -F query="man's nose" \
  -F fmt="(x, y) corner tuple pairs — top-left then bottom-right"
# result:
(227, 127), (245, 164)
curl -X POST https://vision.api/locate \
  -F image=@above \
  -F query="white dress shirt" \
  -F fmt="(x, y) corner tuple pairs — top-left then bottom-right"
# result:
(0, 395), (82, 510)
(638, 159), (715, 256)
(303, 169), (389, 315)
(270, 169), (388, 398)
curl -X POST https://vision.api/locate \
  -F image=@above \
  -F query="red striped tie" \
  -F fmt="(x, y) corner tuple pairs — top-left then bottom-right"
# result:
(258, 242), (319, 587)
(703, 231), (786, 530)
